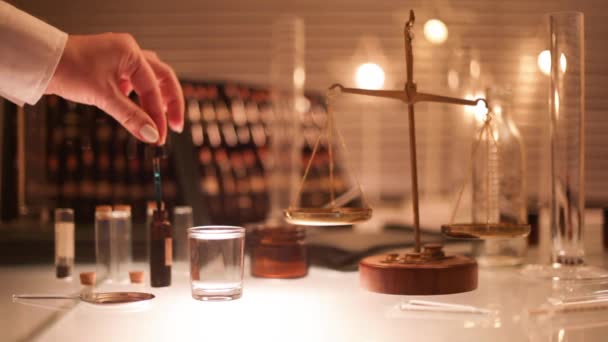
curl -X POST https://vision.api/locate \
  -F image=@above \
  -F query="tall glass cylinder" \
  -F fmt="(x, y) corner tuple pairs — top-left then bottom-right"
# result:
(269, 16), (305, 220)
(522, 12), (608, 280)
(550, 12), (585, 265)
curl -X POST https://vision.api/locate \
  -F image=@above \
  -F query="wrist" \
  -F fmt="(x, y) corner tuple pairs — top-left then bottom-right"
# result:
(46, 35), (72, 95)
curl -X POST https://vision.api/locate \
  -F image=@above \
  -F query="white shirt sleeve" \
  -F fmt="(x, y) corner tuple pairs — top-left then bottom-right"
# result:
(0, 1), (67, 106)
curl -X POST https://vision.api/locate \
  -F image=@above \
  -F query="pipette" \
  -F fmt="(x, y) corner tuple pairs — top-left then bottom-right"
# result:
(152, 146), (163, 211)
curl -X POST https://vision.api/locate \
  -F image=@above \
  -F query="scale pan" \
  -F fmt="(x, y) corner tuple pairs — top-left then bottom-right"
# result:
(441, 223), (530, 240)
(284, 207), (372, 226)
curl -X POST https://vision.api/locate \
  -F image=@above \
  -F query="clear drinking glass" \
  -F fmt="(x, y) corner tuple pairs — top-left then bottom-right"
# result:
(522, 12), (608, 280)
(188, 226), (245, 301)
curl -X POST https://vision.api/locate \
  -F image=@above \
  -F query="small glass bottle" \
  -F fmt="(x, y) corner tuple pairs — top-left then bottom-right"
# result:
(472, 88), (528, 266)
(54, 208), (75, 279)
(249, 225), (307, 278)
(150, 208), (172, 287)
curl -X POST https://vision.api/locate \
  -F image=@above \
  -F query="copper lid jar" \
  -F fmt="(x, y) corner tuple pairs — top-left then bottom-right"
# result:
(249, 225), (308, 278)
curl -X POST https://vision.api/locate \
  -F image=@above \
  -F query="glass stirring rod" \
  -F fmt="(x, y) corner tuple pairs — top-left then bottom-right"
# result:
(153, 146), (163, 211)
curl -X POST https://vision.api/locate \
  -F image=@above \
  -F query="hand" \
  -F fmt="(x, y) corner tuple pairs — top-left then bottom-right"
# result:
(46, 33), (184, 144)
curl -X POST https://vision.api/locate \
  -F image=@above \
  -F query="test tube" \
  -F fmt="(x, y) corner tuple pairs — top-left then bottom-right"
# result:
(54, 208), (74, 279)
(111, 208), (132, 283)
(173, 206), (193, 264)
(95, 205), (112, 281)
(113, 204), (133, 269)
(95, 205), (132, 283)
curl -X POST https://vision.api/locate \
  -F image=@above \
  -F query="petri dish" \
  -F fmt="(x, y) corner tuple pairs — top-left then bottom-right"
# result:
(80, 292), (155, 305)
(441, 223), (530, 239)
(284, 207), (372, 226)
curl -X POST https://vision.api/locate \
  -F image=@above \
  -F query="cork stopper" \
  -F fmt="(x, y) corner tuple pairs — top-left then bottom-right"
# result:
(129, 271), (145, 284)
(79, 272), (96, 286)
(95, 205), (112, 213)
(95, 205), (112, 219)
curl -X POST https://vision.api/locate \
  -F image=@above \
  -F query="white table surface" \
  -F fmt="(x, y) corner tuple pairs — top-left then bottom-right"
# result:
(3, 251), (608, 342)
(3, 209), (608, 342)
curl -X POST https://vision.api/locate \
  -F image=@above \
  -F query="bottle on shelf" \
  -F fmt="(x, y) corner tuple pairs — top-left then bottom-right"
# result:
(198, 147), (223, 222)
(243, 149), (268, 222)
(215, 148), (239, 224)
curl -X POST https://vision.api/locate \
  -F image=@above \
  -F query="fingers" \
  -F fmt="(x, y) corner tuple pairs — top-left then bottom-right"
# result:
(98, 88), (160, 144)
(143, 51), (184, 133)
(127, 52), (167, 144)
(118, 79), (133, 96)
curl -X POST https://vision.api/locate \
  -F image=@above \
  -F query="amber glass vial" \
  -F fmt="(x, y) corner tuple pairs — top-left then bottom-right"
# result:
(150, 209), (172, 287)
(250, 225), (308, 278)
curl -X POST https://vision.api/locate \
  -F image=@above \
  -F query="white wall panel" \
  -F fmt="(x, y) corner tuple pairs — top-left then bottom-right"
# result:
(9, 0), (608, 206)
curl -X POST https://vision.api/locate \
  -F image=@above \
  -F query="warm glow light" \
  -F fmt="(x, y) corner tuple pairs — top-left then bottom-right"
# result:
(554, 89), (560, 118)
(293, 66), (306, 88)
(355, 63), (385, 90)
(470, 60), (481, 79)
(447, 70), (459, 90)
(538, 50), (551, 75)
(473, 101), (488, 123)
(295, 96), (311, 113)
(538, 50), (567, 76)
(493, 105), (502, 116)
(464, 93), (488, 123)
(423, 19), (448, 45)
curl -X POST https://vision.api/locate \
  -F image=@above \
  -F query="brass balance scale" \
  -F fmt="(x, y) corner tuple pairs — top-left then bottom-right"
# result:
(284, 10), (529, 295)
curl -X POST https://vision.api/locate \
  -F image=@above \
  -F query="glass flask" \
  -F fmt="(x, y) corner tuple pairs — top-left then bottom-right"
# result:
(471, 88), (528, 266)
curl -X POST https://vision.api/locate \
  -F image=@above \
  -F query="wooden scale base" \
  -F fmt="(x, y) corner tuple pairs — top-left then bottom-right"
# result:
(359, 244), (478, 295)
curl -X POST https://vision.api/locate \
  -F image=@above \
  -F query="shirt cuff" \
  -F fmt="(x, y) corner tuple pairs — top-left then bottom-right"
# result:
(0, 1), (68, 106)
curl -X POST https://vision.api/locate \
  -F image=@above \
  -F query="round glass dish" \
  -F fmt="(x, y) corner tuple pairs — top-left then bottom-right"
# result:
(248, 225), (308, 278)
(284, 207), (372, 226)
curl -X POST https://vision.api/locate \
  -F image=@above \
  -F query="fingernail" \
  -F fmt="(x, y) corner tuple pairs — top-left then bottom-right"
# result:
(139, 124), (159, 143)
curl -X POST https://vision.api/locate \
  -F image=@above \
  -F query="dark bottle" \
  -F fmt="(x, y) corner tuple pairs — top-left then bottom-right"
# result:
(59, 103), (81, 210)
(198, 147), (223, 222)
(215, 149), (239, 224)
(94, 115), (114, 207)
(46, 96), (63, 206)
(150, 208), (172, 287)
(78, 106), (98, 223)
(244, 150), (268, 222)
(231, 152), (255, 223)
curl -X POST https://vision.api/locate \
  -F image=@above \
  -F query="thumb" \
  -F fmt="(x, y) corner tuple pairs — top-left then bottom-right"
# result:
(98, 89), (160, 143)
